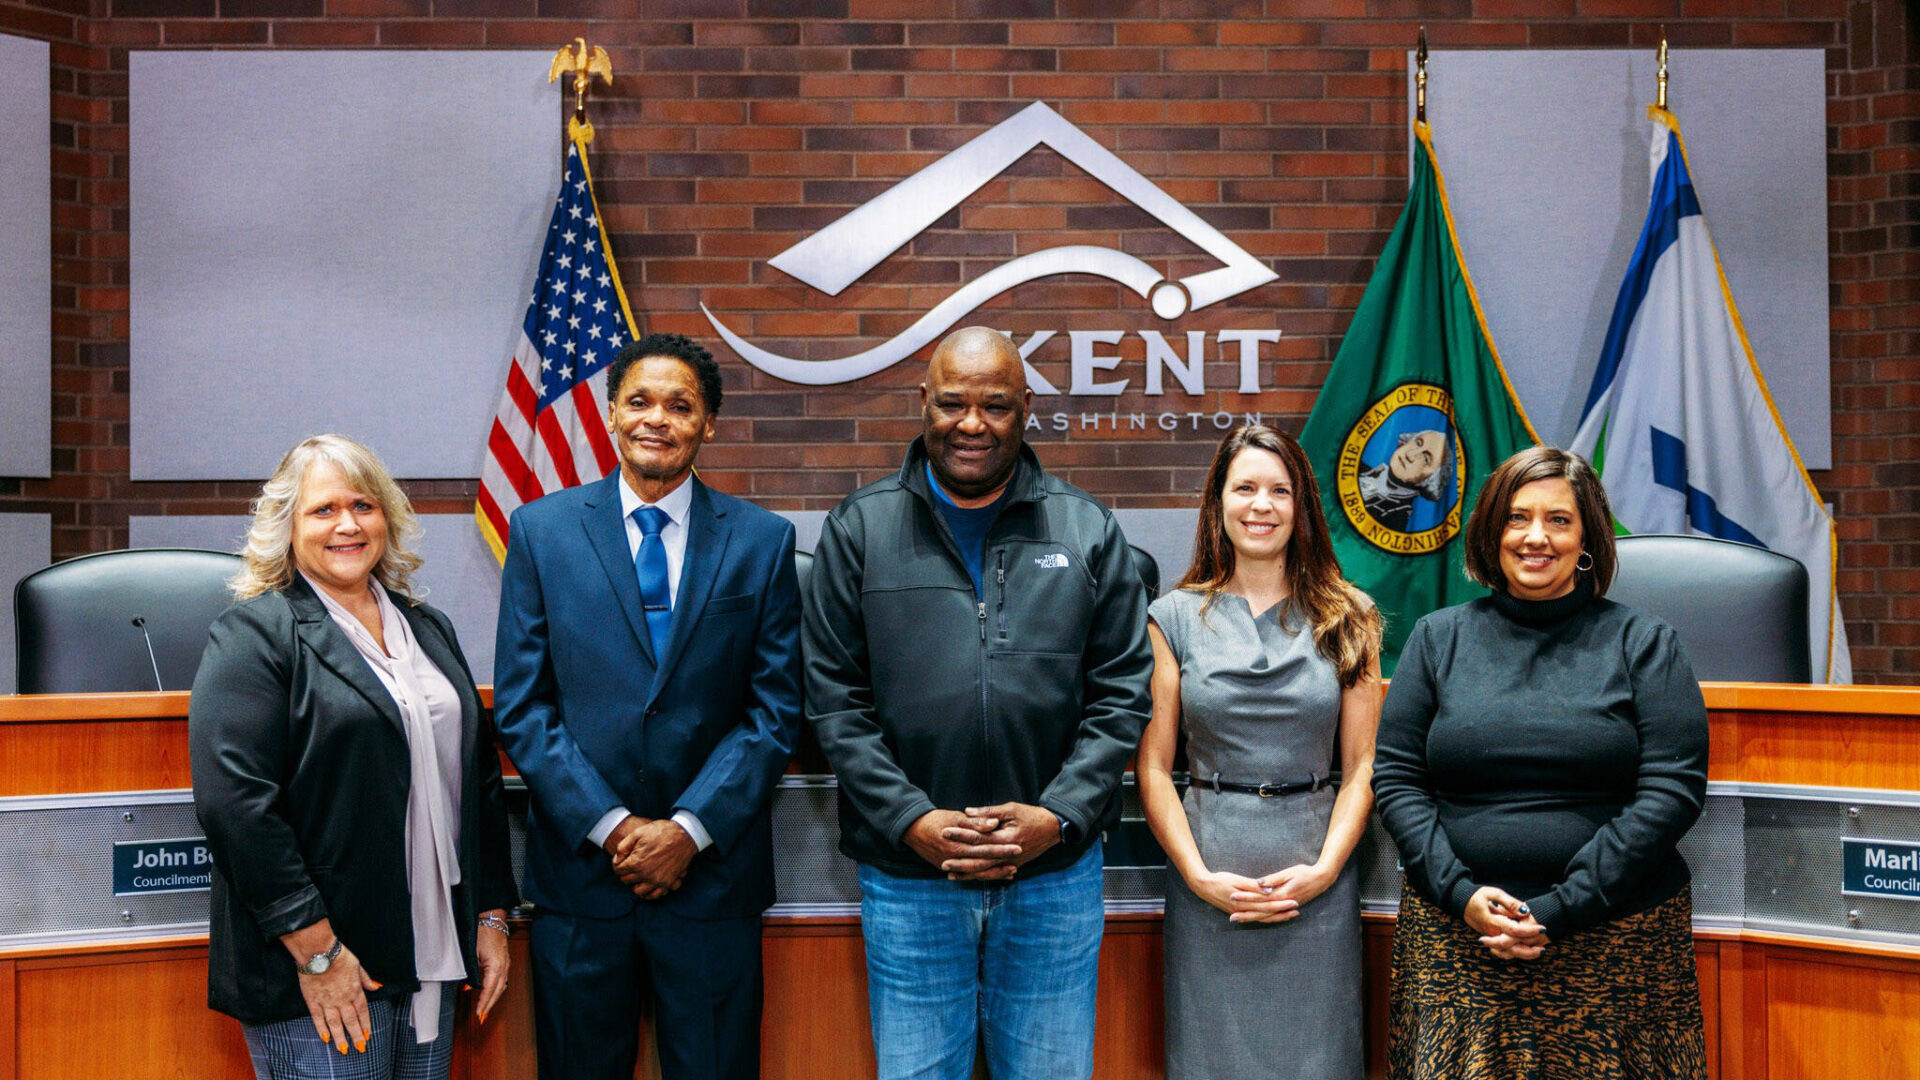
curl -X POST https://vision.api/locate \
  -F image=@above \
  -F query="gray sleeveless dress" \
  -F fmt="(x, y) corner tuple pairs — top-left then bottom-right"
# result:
(1148, 587), (1364, 1080)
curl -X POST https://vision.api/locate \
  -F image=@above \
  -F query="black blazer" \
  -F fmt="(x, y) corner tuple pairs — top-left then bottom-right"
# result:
(188, 576), (517, 1025)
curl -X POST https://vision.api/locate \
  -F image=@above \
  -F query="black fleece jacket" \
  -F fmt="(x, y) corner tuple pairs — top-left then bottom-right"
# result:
(802, 438), (1153, 879)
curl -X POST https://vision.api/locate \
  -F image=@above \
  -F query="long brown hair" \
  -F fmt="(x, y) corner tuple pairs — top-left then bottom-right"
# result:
(1178, 425), (1380, 686)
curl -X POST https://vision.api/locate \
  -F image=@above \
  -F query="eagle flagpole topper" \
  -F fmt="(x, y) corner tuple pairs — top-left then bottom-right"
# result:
(550, 37), (612, 142)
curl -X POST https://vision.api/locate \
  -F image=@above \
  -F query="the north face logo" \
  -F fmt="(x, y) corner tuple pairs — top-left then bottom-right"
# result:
(1033, 554), (1070, 570)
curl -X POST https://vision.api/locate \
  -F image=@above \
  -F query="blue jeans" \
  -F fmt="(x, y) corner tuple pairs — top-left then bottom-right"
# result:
(858, 841), (1105, 1080)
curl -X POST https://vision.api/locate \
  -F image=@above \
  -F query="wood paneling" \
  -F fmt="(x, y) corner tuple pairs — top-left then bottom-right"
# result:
(17, 948), (253, 1080)
(7, 686), (1920, 794)
(1711, 709), (1920, 790)
(1092, 921), (1164, 1080)
(0, 924), (1917, 1079)
(762, 926), (876, 1080)
(1697, 943), (1721, 1080)
(0, 959), (16, 1080)
(1765, 952), (1920, 1080)
(0, 719), (195, 796)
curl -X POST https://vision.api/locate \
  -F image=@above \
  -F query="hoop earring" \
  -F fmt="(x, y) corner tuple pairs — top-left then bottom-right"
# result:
(1575, 550), (1594, 573)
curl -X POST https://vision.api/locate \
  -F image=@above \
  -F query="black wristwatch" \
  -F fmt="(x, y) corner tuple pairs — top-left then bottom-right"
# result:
(296, 938), (343, 976)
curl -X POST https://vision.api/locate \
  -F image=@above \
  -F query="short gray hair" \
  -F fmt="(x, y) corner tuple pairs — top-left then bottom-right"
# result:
(230, 434), (424, 601)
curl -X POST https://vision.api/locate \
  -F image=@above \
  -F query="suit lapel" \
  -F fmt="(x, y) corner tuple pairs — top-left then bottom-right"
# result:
(581, 472), (658, 667)
(286, 576), (406, 739)
(648, 478), (730, 703)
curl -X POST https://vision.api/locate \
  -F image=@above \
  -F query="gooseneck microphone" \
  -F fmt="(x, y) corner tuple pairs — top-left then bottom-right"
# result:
(130, 616), (164, 692)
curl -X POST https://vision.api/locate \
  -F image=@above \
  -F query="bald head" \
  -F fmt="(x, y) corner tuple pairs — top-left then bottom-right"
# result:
(920, 327), (1032, 506)
(927, 326), (1027, 391)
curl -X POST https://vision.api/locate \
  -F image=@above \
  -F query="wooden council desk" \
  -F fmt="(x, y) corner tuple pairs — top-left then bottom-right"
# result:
(0, 684), (1917, 1080)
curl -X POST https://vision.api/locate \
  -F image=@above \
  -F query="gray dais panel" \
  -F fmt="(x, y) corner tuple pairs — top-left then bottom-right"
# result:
(130, 50), (560, 480)
(1420, 50), (1830, 466)
(11, 784), (1920, 949)
(768, 778), (861, 913)
(1677, 793), (1746, 921)
(0, 32), (49, 477)
(0, 513), (53, 695)
(0, 793), (211, 946)
(131, 513), (503, 683)
(1748, 796), (1920, 938)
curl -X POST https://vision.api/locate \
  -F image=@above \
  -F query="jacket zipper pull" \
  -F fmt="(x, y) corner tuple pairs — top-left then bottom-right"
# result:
(996, 550), (1005, 586)
(977, 601), (987, 640)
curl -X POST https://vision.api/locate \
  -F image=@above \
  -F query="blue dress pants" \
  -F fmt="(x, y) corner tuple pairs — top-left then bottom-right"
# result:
(529, 903), (762, 1080)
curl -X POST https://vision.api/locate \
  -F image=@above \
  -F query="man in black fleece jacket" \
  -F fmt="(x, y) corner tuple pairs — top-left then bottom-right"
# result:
(803, 327), (1152, 1080)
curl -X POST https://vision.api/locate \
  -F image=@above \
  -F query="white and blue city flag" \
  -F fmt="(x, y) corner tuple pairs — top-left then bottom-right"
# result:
(1570, 105), (1850, 683)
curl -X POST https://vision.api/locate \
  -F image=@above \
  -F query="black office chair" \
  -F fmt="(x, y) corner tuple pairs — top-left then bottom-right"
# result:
(794, 547), (813, 601)
(1128, 544), (1162, 603)
(1609, 534), (1811, 683)
(13, 548), (244, 694)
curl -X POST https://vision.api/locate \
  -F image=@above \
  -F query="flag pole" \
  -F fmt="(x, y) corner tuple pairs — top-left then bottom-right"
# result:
(1415, 26), (1428, 124)
(1655, 29), (1669, 110)
(550, 37), (613, 143)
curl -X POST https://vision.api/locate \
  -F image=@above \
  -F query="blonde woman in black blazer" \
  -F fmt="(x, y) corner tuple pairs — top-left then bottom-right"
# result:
(189, 434), (515, 1080)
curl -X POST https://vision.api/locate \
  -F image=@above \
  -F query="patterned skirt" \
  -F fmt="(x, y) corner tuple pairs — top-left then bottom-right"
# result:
(1387, 881), (1707, 1080)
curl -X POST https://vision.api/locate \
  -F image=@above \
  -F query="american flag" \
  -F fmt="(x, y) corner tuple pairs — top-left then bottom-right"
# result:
(477, 130), (636, 562)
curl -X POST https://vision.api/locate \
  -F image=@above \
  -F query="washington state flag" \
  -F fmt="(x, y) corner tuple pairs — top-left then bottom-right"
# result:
(1299, 121), (1538, 674)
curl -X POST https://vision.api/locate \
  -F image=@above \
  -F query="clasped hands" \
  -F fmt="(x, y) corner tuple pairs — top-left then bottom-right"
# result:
(906, 803), (1061, 882)
(1465, 885), (1550, 961)
(602, 814), (697, 900)
(1186, 862), (1337, 924)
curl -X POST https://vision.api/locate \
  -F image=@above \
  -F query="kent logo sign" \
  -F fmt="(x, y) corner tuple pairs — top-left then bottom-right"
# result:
(112, 837), (214, 897)
(703, 102), (1282, 398)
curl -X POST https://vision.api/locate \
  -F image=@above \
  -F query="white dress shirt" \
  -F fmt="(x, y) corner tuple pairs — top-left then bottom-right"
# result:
(587, 474), (712, 853)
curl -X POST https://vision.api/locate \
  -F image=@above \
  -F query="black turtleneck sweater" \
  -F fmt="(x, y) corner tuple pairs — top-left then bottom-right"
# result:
(1373, 578), (1709, 940)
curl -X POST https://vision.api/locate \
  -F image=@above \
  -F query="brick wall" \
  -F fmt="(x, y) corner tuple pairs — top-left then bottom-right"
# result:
(0, 0), (1912, 681)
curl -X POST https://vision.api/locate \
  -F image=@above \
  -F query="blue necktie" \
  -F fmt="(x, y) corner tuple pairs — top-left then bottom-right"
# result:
(631, 506), (672, 657)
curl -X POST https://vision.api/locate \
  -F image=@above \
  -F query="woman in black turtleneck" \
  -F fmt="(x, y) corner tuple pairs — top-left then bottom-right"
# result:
(1373, 446), (1709, 1080)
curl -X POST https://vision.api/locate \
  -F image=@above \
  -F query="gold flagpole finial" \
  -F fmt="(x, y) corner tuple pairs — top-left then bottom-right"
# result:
(549, 37), (614, 126)
(1656, 29), (1669, 110)
(1415, 26), (1429, 124)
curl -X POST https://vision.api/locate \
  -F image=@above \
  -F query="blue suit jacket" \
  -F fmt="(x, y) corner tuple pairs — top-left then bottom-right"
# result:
(493, 472), (803, 920)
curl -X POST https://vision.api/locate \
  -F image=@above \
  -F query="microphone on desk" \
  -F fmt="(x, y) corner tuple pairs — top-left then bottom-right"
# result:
(130, 616), (164, 692)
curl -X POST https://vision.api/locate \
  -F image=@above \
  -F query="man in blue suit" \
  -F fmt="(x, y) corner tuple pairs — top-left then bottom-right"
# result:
(494, 333), (803, 1080)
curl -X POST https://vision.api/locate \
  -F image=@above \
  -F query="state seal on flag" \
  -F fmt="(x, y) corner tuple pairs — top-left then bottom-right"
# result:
(1334, 383), (1466, 555)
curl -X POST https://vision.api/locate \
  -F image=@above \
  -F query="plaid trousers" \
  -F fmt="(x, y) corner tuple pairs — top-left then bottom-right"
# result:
(241, 982), (458, 1080)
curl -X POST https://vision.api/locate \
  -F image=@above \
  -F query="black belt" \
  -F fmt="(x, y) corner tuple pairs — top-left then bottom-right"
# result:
(1203, 773), (1334, 798)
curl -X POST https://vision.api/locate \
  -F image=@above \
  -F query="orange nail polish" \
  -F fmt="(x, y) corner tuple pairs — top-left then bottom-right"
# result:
(369, 981), (383, 989)
(356, 1038), (367, 1053)
(338, 1040), (349, 1055)
(320, 1032), (330, 1046)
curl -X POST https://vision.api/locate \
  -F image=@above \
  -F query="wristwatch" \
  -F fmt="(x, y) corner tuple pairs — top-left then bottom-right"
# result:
(296, 938), (343, 976)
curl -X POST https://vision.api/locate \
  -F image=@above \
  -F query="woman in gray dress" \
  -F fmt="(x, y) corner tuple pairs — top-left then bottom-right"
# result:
(1139, 424), (1382, 1079)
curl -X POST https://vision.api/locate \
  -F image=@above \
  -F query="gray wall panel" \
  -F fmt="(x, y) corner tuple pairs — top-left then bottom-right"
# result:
(0, 514), (54, 695)
(0, 33), (50, 478)
(132, 512), (503, 682)
(130, 51), (560, 481)
(1420, 49), (1831, 467)
(130, 504), (1206, 686)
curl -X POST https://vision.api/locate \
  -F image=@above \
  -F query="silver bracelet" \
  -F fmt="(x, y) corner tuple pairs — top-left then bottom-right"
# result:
(478, 915), (510, 936)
